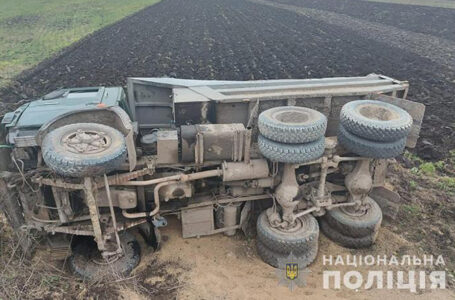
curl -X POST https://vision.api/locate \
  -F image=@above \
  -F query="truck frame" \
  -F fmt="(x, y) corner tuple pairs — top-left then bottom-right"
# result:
(0, 74), (425, 278)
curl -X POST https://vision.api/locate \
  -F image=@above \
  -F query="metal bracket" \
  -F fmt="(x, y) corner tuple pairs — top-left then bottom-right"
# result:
(152, 216), (168, 228)
(309, 186), (332, 208)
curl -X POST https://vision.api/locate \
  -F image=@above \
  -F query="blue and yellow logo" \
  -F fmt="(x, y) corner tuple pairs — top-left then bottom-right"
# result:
(286, 263), (298, 280)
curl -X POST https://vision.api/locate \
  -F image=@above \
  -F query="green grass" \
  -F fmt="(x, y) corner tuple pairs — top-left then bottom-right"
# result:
(0, 0), (159, 86)
(438, 177), (455, 193)
(402, 204), (421, 216)
(359, 0), (455, 9)
(419, 162), (436, 175)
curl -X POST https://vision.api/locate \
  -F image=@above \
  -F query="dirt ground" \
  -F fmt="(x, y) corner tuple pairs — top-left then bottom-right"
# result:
(117, 215), (454, 299)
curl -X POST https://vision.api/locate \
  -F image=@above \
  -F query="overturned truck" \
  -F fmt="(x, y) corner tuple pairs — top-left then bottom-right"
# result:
(0, 74), (425, 278)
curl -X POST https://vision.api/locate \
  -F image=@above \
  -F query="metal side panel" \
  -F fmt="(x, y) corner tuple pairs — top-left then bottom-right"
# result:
(128, 74), (408, 103)
(126, 75), (411, 137)
(181, 206), (215, 238)
(127, 78), (175, 128)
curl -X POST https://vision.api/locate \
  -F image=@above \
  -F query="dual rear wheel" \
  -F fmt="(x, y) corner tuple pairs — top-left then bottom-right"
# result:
(256, 211), (319, 268)
(256, 198), (383, 268)
(319, 197), (383, 249)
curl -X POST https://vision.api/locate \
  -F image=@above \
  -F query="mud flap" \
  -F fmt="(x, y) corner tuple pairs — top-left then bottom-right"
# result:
(369, 186), (401, 221)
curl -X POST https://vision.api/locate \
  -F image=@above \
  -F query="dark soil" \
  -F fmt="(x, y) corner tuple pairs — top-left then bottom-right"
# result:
(274, 0), (455, 41)
(387, 160), (455, 285)
(0, 0), (454, 160)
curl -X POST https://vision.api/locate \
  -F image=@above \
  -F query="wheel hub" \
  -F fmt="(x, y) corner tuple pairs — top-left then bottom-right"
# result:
(356, 104), (399, 121)
(272, 215), (304, 233)
(273, 110), (309, 124)
(90, 247), (124, 265)
(62, 130), (111, 154)
(340, 202), (370, 217)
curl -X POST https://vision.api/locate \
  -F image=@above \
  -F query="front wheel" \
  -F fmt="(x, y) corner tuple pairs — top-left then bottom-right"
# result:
(69, 232), (140, 280)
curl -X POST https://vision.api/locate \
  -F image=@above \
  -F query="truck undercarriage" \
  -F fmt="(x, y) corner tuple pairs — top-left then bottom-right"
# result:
(0, 74), (425, 278)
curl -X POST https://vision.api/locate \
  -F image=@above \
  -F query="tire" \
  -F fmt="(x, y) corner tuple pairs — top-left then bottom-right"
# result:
(256, 211), (319, 255)
(258, 106), (327, 143)
(338, 124), (406, 158)
(324, 197), (382, 238)
(258, 134), (325, 163)
(319, 219), (378, 249)
(69, 231), (140, 280)
(340, 100), (412, 142)
(256, 240), (318, 268)
(42, 123), (127, 177)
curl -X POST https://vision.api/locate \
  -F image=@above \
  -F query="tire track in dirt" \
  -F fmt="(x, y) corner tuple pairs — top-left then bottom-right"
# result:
(251, 0), (455, 70)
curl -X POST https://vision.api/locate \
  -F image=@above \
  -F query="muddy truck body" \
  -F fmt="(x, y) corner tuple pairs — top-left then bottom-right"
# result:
(0, 74), (425, 278)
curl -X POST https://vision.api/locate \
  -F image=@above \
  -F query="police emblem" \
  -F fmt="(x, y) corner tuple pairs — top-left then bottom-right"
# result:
(286, 263), (298, 280)
(275, 252), (310, 291)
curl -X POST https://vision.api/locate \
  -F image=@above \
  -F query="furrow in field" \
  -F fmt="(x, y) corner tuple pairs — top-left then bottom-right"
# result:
(250, 0), (455, 70)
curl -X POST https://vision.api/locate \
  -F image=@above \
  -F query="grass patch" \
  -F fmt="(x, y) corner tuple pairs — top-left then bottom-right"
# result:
(437, 177), (455, 193)
(404, 150), (424, 164)
(403, 150), (450, 175)
(419, 162), (436, 175)
(402, 204), (421, 216)
(0, 0), (160, 87)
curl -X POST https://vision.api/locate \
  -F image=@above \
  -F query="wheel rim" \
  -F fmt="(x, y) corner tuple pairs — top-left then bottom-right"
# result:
(82, 241), (124, 265)
(340, 202), (371, 217)
(272, 110), (310, 124)
(62, 129), (111, 154)
(271, 215), (306, 233)
(91, 252), (123, 265)
(356, 104), (399, 121)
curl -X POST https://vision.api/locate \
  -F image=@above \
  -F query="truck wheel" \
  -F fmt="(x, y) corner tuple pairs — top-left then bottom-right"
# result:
(258, 135), (325, 163)
(69, 231), (140, 280)
(256, 210), (319, 255)
(338, 125), (406, 158)
(258, 106), (327, 143)
(340, 100), (412, 142)
(319, 219), (378, 249)
(42, 123), (127, 177)
(323, 197), (382, 238)
(256, 240), (318, 268)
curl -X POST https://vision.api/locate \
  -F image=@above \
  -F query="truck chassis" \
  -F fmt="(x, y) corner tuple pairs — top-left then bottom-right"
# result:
(0, 74), (425, 278)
